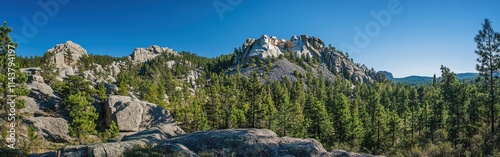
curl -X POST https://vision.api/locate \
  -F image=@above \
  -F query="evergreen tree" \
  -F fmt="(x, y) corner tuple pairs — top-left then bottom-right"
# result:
(331, 92), (352, 144)
(474, 18), (500, 134)
(248, 71), (264, 128)
(66, 92), (98, 144)
(100, 121), (119, 141)
(206, 73), (223, 129)
(440, 65), (464, 147)
(65, 49), (74, 66)
(305, 96), (334, 145)
(272, 81), (292, 137)
(349, 96), (365, 148)
(263, 85), (277, 130)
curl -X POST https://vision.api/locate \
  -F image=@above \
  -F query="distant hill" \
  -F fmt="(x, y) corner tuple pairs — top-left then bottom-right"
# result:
(378, 71), (486, 86)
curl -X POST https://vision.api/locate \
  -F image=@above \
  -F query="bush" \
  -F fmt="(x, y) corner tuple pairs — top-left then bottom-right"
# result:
(0, 148), (27, 157)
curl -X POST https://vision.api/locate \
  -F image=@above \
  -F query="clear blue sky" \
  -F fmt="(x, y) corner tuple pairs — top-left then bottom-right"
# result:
(2, 0), (499, 78)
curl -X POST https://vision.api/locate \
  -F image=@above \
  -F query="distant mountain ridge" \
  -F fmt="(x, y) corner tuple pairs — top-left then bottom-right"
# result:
(378, 71), (483, 86)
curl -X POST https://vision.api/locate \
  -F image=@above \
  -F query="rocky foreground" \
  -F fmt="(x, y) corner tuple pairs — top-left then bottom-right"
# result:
(57, 128), (380, 157)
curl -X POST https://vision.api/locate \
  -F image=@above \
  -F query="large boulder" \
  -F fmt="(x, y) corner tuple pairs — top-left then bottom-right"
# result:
(163, 129), (327, 157)
(105, 96), (184, 136)
(58, 123), (173, 157)
(58, 139), (151, 157)
(24, 117), (71, 142)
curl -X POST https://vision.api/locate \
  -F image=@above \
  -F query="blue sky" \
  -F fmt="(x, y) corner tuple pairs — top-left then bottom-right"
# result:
(2, 0), (499, 78)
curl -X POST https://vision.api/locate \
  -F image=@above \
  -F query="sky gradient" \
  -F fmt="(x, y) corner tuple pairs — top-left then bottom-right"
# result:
(2, 0), (500, 78)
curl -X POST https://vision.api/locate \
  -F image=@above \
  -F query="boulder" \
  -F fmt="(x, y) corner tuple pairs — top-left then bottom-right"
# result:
(157, 143), (199, 157)
(58, 139), (151, 157)
(20, 96), (41, 114)
(163, 129), (326, 157)
(324, 150), (383, 157)
(104, 83), (119, 94)
(26, 82), (60, 113)
(105, 96), (185, 136)
(24, 117), (71, 142)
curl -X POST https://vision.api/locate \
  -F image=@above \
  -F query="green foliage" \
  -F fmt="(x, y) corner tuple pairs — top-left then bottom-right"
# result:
(475, 18), (500, 136)
(0, 148), (27, 157)
(100, 121), (119, 141)
(66, 92), (98, 144)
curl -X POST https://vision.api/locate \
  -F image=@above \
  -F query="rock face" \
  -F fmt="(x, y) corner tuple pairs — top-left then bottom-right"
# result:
(236, 59), (336, 82)
(128, 45), (177, 63)
(240, 35), (285, 59)
(235, 35), (373, 83)
(57, 128), (381, 157)
(45, 41), (88, 79)
(24, 117), (71, 142)
(163, 129), (327, 157)
(46, 41), (88, 67)
(105, 95), (185, 136)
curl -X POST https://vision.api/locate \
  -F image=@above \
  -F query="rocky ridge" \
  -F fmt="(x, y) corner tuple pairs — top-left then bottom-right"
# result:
(234, 35), (373, 83)
(128, 45), (178, 63)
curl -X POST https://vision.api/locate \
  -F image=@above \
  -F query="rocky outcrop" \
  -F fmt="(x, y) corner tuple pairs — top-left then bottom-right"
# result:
(326, 150), (381, 157)
(235, 35), (373, 83)
(58, 127), (174, 157)
(58, 138), (152, 157)
(57, 128), (381, 157)
(24, 117), (71, 142)
(239, 35), (286, 60)
(128, 45), (178, 63)
(163, 129), (327, 157)
(105, 96), (185, 136)
(44, 41), (88, 80)
(236, 59), (336, 82)
(46, 41), (88, 67)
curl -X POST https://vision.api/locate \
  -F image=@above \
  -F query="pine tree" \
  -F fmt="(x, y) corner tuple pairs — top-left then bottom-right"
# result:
(272, 81), (292, 137)
(66, 92), (98, 144)
(305, 96), (333, 145)
(331, 92), (352, 144)
(248, 71), (264, 128)
(100, 121), (119, 141)
(440, 65), (464, 147)
(474, 18), (500, 135)
(427, 85), (447, 143)
(206, 73), (223, 129)
(65, 49), (74, 66)
(263, 85), (277, 130)
(349, 96), (365, 148)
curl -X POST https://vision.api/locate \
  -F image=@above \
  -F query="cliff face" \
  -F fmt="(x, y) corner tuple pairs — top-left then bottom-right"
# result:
(234, 34), (373, 83)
